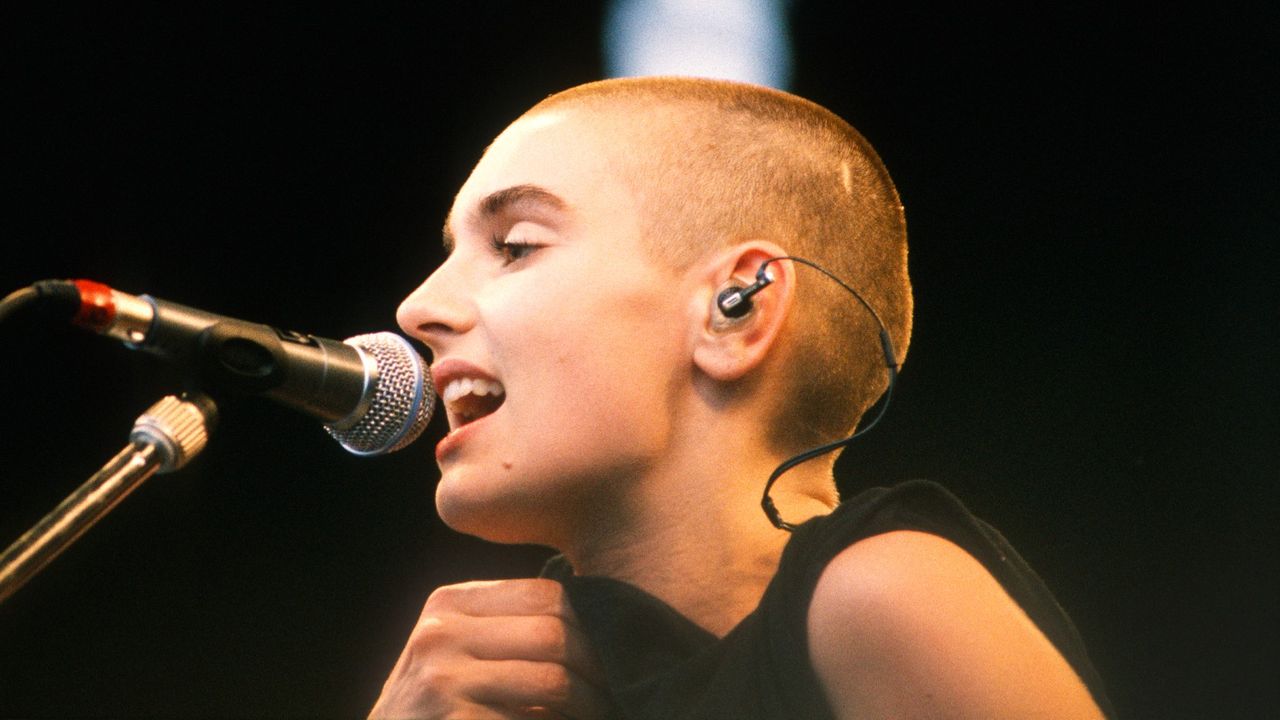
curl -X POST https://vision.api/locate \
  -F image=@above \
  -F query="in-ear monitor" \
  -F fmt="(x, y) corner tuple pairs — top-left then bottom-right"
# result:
(716, 266), (776, 319)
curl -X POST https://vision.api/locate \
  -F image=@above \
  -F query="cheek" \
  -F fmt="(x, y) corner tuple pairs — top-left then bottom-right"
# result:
(492, 279), (685, 447)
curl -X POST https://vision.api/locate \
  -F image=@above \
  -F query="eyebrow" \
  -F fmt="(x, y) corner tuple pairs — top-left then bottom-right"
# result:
(441, 184), (568, 252)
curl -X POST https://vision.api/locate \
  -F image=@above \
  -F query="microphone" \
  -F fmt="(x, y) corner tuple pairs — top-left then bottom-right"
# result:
(37, 279), (434, 456)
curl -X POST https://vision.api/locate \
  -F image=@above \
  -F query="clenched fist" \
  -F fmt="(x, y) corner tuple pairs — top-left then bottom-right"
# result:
(368, 578), (610, 720)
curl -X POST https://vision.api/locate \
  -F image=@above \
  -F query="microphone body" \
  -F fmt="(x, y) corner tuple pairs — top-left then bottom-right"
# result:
(64, 279), (432, 455)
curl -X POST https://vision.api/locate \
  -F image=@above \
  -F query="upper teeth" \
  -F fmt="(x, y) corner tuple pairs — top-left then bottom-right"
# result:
(442, 377), (505, 404)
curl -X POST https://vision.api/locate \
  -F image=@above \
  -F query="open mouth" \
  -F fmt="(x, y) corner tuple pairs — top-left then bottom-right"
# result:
(441, 377), (506, 428)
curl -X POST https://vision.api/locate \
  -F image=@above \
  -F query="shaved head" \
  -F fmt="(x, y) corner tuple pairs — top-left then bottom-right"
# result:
(523, 78), (912, 452)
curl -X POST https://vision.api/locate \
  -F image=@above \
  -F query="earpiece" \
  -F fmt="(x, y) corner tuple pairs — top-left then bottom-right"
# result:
(715, 265), (775, 319)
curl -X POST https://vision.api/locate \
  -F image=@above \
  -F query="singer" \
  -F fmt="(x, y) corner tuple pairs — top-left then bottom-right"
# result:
(373, 77), (1112, 719)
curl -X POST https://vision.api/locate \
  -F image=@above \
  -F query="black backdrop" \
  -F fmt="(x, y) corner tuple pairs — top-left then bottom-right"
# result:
(2, 4), (1275, 718)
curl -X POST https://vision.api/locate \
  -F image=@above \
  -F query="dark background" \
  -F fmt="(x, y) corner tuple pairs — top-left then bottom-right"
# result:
(2, 4), (1275, 718)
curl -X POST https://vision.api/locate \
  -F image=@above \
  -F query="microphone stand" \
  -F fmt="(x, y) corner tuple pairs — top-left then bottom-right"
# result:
(0, 393), (216, 605)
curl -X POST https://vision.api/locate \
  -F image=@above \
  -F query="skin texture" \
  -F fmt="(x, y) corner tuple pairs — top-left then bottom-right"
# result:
(376, 96), (1105, 718)
(808, 532), (1105, 719)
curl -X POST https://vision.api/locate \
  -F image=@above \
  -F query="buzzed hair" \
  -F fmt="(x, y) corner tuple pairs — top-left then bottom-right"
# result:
(527, 77), (912, 453)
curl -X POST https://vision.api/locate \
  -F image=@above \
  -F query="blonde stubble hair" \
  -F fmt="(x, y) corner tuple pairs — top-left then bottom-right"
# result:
(524, 77), (912, 454)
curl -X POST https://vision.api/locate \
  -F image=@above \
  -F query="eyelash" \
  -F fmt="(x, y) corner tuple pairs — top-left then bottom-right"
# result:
(489, 234), (538, 264)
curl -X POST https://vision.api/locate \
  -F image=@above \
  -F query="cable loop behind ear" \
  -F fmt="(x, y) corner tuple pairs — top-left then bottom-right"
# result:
(752, 255), (900, 531)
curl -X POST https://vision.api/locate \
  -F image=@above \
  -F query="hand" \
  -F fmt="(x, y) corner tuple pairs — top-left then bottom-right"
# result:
(369, 578), (610, 720)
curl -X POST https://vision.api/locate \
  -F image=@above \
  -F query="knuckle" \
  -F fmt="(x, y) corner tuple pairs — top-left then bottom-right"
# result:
(530, 616), (568, 657)
(416, 666), (459, 697)
(526, 579), (565, 612)
(410, 615), (451, 649)
(530, 663), (572, 703)
(426, 580), (503, 612)
(423, 583), (466, 610)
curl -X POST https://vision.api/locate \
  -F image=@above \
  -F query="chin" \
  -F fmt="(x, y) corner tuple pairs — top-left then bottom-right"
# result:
(434, 473), (560, 547)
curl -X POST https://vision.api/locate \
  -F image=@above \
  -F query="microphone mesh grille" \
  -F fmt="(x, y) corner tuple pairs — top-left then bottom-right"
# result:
(325, 332), (434, 456)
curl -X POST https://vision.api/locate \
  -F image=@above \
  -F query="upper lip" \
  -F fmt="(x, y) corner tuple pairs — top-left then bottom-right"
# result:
(431, 357), (499, 394)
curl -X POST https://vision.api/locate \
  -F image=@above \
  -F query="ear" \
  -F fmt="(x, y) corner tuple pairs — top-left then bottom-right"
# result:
(691, 241), (796, 382)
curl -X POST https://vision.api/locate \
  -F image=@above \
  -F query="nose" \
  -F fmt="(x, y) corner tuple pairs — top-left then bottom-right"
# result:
(396, 254), (476, 354)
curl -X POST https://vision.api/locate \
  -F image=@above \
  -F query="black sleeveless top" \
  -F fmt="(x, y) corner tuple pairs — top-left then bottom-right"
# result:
(542, 480), (1114, 719)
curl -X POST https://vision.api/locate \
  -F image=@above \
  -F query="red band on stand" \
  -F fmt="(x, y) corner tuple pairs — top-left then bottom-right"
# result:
(71, 279), (116, 331)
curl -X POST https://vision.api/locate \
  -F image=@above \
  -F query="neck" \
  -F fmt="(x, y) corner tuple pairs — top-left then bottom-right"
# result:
(560, 440), (838, 637)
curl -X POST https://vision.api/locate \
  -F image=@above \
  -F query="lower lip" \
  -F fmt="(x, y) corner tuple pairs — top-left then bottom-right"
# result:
(435, 414), (489, 462)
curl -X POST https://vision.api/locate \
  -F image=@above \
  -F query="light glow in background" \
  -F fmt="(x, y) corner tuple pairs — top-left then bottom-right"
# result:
(604, 0), (792, 89)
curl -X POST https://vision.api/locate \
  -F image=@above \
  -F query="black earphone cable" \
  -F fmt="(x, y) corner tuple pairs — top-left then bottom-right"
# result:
(0, 281), (81, 325)
(746, 256), (900, 531)
(0, 285), (40, 324)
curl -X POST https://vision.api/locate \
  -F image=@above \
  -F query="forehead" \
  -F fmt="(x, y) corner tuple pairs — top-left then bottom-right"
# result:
(446, 109), (642, 240)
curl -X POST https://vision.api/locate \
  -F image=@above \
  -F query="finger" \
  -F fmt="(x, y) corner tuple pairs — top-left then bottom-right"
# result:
(369, 694), (525, 720)
(466, 659), (612, 720)
(424, 579), (576, 623)
(456, 613), (606, 688)
(371, 698), (534, 720)
(369, 654), (583, 720)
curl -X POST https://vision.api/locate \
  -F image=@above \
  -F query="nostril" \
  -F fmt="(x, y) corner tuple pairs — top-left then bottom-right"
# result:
(396, 286), (440, 334)
(397, 304), (453, 346)
(395, 295), (424, 336)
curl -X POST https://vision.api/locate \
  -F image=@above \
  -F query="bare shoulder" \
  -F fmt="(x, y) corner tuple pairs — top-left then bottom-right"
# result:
(806, 530), (1105, 720)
